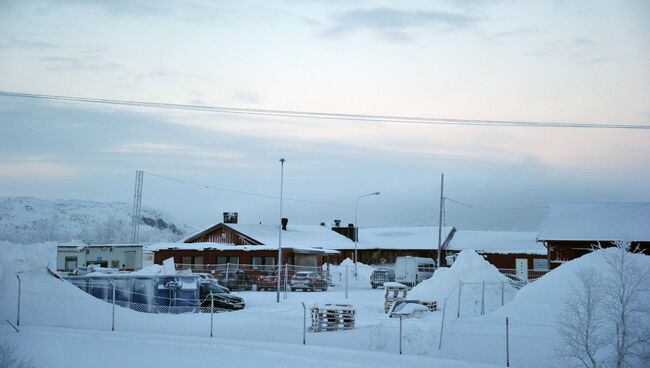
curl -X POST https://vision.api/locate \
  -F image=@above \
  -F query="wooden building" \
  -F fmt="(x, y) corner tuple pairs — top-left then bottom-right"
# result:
(329, 225), (546, 270)
(150, 218), (345, 269)
(537, 203), (650, 269)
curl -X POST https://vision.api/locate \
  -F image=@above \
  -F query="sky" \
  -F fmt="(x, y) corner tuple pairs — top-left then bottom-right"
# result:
(0, 0), (649, 231)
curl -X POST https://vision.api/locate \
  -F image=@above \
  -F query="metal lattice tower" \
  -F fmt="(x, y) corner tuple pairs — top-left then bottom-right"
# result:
(130, 170), (144, 244)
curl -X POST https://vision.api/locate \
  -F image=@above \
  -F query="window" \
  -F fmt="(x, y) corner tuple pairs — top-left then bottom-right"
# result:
(252, 256), (263, 269)
(533, 259), (548, 270)
(264, 257), (275, 266)
(194, 256), (204, 266)
(216, 256), (239, 265)
(65, 256), (78, 271)
(181, 256), (192, 265)
(111, 260), (120, 268)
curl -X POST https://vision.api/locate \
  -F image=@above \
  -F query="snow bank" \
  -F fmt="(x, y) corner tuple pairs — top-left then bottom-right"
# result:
(409, 250), (512, 302)
(493, 247), (650, 324)
(325, 258), (373, 288)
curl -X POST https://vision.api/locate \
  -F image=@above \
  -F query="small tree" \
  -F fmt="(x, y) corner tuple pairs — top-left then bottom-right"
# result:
(558, 267), (607, 368)
(602, 241), (650, 368)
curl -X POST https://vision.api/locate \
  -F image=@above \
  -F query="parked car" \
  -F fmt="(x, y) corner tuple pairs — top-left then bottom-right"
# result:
(290, 271), (328, 291)
(370, 267), (395, 289)
(199, 282), (245, 310)
(256, 272), (278, 291)
(217, 270), (252, 291)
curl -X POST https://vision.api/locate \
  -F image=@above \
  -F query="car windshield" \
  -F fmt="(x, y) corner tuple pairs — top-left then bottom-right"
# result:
(206, 284), (227, 294)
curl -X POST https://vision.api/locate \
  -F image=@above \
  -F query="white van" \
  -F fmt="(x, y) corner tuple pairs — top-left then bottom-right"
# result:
(394, 256), (436, 287)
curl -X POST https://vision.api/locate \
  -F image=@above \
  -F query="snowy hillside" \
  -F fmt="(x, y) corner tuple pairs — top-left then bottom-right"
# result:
(0, 197), (194, 244)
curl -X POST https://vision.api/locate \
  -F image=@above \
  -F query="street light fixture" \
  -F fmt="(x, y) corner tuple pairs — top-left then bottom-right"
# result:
(354, 191), (380, 278)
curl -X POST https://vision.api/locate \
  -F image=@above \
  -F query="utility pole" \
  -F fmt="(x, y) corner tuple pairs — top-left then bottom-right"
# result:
(130, 170), (144, 244)
(276, 159), (285, 303)
(437, 174), (444, 269)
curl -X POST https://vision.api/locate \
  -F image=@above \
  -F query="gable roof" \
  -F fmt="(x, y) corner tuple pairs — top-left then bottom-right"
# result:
(537, 203), (650, 242)
(450, 230), (545, 254)
(351, 226), (454, 250)
(183, 222), (355, 249)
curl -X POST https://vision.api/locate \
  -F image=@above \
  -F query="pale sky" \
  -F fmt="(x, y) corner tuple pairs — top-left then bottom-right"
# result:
(1, 0), (649, 230)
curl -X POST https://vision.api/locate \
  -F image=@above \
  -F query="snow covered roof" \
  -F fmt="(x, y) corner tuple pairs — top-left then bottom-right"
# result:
(145, 242), (339, 255)
(181, 222), (354, 250)
(537, 203), (650, 242)
(349, 226), (453, 250)
(450, 230), (545, 254)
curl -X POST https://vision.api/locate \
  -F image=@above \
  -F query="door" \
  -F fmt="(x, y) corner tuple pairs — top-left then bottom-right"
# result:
(125, 251), (136, 270)
(515, 258), (528, 281)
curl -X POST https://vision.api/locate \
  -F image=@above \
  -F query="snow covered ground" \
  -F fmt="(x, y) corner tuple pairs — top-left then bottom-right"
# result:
(1, 242), (648, 367)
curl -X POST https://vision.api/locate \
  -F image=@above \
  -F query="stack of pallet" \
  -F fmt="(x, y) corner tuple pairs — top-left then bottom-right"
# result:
(309, 303), (355, 332)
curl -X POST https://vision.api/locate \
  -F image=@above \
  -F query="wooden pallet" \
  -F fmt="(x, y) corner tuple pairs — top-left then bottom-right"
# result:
(310, 303), (356, 332)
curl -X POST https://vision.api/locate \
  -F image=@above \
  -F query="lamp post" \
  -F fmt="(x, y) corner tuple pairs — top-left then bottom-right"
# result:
(276, 158), (285, 303)
(354, 191), (380, 278)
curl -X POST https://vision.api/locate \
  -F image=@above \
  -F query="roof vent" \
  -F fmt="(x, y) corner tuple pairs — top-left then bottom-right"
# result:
(334, 219), (341, 227)
(281, 218), (288, 230)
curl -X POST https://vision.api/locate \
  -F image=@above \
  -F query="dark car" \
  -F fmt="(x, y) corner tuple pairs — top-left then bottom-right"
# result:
(370, 268), (395, 289)
(217, 270), (252, 291)
(256, 272), (278, 291)
(199, 282), (245, 310)
(290, 271), (328, 291)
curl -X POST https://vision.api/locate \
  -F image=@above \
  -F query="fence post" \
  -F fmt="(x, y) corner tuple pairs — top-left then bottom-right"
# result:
(225, 262), (230, 287)
(506, 317), (510, 367)
(301, 302), (306, 345)
(456, 280), (462, 318)
(481, 280), (485, 315)
(210, 292), (214, 337)
(438, 297), (447, 349)
(110, 281), (115, 332)
(16, 274), (21, 327)
(399, 314), (403, 355)
(345, 265), (349, 299)
(283, 263), (289, 299)
(501, 280), (505, 306)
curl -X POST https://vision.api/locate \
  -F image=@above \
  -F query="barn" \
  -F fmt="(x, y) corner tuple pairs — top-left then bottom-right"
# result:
(537, 203), (650, 269)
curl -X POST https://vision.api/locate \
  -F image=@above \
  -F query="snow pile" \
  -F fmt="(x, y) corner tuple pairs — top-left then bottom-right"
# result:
(410, 250), (512, 301)
(493, 247), (650, 324)
(325, 258), (374, 288)
(130, 264), (164, 275)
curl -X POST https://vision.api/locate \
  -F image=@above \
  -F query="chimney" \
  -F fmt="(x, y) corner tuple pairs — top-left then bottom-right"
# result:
(281, 218), (288, 230)
(223, 212), (238, 224)
(348, 223), (354, 228)
(334, 219), (341, 227)
(320, 222), (326, 227)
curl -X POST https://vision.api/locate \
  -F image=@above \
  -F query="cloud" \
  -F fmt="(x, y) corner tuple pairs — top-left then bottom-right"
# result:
(111, 142), (242, 160)
(0, 157), (79, 179)
(39, 56), (126, 72)
(319, 7), (475, 42)
(573, 37), (596, 46)
(490, 27), (537, 39)
(231, 92), (262, 105)
(0, 35), (58, 50)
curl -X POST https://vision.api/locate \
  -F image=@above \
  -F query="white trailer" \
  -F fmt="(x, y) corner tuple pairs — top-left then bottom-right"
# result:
(394, 256), (436, 287)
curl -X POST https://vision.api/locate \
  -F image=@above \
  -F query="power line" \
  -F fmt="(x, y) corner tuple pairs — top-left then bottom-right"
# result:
(142, 171), (429, 210)
(2, 90), (649, 130)
(142, 171), (550, 212)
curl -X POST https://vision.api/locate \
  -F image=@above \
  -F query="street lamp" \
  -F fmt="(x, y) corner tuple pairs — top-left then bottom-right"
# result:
(276, 158), (285, 303)
(354, 191), (380, 278)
